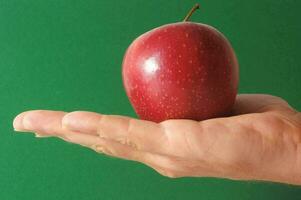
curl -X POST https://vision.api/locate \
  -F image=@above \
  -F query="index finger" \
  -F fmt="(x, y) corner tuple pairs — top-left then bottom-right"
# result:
(13, 110), (169, 154)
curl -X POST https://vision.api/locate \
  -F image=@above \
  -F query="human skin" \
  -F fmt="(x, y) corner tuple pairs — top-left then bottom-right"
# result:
(13, 94), (301, 185)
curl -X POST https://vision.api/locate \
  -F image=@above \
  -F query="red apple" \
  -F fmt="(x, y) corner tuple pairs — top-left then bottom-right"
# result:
(122, 4), (239, 122)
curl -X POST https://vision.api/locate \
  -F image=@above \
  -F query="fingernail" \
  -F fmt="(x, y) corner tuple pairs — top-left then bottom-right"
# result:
(13, 113), (26, 132)
(57, 135), (70, 142)
(94, 145), (112, 155)
(35, 133), (51, 138)
(95, 145), (105, 153)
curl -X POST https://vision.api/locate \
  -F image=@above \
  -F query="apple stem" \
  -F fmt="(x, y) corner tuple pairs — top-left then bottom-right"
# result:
(183, 3), (200, 22)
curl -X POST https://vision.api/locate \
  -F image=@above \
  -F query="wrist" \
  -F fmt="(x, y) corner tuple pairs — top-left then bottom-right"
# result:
(250, 139), (301, 185)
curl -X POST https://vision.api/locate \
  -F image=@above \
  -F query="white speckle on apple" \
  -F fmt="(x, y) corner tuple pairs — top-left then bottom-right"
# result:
(168, 54), (172, 58)
(182, 43), (186, 48)
(189, 60), (193, 64)
(158, 36), (161, 40)
(185, 33), (189, 38)
(176, 80), (180, 84)
(167, 46), (171, 49)
(178, 69), (182, 73)
(143, 57), (159, 74)
(178, 54), (182, 58)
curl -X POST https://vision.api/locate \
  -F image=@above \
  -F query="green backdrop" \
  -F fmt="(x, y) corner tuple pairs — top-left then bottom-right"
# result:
(1, 0), (301, 199)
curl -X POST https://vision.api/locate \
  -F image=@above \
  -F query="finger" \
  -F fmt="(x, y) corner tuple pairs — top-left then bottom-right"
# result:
(13, 110), (67, 136)
(62, 111), (166, 152)
(13, 110), (167, 155)
(12, 110), (139, 154)
(12, 110), (212, 178)
(13, 110), (162, 155)
(233, 94), (292, 115)
(13, 110), (102, 147)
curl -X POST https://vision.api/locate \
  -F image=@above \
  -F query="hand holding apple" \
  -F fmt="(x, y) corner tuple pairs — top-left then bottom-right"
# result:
(13, 95), (301, 185)
(12, 4), (301, 186)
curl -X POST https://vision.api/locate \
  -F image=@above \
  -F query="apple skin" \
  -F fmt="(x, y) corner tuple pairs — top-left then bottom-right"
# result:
(122, 22), (239, 123)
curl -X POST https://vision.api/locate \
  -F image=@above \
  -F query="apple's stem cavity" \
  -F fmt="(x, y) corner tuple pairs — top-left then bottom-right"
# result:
(183, 3), (200, 22)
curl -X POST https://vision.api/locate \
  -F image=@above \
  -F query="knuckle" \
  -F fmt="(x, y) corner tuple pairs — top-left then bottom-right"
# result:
(62, 111), (82, 124)
(257, 113), (285, 130)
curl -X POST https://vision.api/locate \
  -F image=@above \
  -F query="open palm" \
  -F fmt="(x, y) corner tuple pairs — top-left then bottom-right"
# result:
(13, 94), (301, 185)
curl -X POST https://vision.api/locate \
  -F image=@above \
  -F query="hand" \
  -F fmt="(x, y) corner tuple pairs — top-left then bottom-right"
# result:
(13, 94), (301, 185)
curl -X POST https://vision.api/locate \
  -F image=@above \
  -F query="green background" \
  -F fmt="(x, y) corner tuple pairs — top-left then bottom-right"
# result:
(1, 0), (300, 199)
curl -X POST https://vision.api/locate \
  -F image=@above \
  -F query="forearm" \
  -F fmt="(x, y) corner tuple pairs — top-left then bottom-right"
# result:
(230, 152), (301, 185)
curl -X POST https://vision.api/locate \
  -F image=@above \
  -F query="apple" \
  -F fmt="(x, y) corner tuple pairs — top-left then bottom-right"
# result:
(122, 4), (239, 122)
